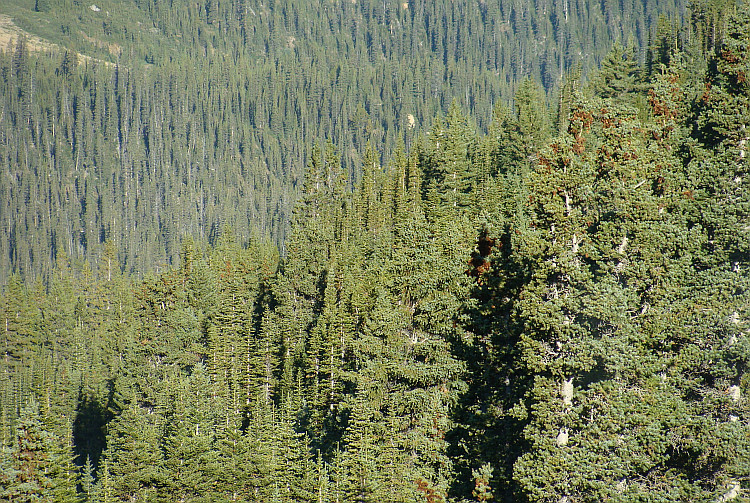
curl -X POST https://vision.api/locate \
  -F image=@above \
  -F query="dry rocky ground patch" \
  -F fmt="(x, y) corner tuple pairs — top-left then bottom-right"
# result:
(0, 14), (55, 53)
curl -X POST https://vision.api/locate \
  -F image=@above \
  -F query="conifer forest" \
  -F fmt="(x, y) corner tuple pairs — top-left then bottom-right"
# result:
(1, 0), (749, 500)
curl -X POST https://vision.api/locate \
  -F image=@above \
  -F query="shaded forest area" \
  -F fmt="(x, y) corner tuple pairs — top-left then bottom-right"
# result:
(0, 0), (688, 285)
(2, 0), (750, 501)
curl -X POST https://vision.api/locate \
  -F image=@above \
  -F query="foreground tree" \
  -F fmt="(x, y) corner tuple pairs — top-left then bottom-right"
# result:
(465, 34), (750, 496)
(1, 400), (80, 502)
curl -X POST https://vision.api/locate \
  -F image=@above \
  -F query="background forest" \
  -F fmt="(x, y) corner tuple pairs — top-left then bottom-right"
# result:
(0, 0), (688, 283)
(2, 0), (749, 502)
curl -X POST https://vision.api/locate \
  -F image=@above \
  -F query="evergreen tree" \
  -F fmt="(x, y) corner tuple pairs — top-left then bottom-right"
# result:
(98, 400), (166, 501)
(589, 41), (644, 102)
(0, 0), (687, 287)
(3, 400), (53, 501)
(3, 3), (745, 501)
(420, 103), (480, 210)
(514, 78), (552, 163)
(269, 142), (347, 407)
(1, 275), (42, 366)
(34, 0), (51, 13)
(334, 385), (396, 502)
(2, 399), (79, 501)
(162, 364), (223, 502)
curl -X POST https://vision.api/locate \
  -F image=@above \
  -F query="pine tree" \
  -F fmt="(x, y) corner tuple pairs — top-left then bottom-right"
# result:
(98, 400), (166, 501)
(589, 41), (644, 102)
(269, 141), (348, 407)
(48, 432), (81, 502)
(34, 0), (51, 13)
(162, 364), (223, 502)
(677, 8), (750, 498)
(81, 455), (96, 501)
(420, 103), (480, 211)
(466, 47), (750, 497)
(2, 399), (80, 501)
(645, 16), (680, 76)
(514, 78), (552, 164)
(334, 386), (391, 502)
(690, 6), (750, 270)
(5, 400), (52, 500)
(1, 275), (42, 366)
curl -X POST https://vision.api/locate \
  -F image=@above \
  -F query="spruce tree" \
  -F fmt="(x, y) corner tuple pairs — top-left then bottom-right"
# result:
(98, 400), (166, 501)
(3, 400), (54, 501)
(589, 41), (644, 103)
(162, 364), (223, 502)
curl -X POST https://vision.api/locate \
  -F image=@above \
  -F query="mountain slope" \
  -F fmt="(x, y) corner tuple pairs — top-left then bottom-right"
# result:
(0, 0), (687, 284)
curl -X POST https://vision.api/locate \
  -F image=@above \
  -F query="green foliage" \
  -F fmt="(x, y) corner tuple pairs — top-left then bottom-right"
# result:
(458, 20), (750, 498)
(0, 0), (687, 286)
(1, 399), (80, 502)
(99, 402), (166, 501)
(4, 3), (750, 502)
(472, 463), (494, 502)
(161, 364), (224, 501)
(589, 41), (644, 101)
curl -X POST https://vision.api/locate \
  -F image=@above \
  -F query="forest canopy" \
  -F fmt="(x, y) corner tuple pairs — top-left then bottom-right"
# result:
(0, 0), (688, 284)
(1, 0), (749, 502)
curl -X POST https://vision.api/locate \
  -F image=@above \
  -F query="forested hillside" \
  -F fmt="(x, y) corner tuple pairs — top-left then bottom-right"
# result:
(3, 0), (750, 501)
(0, 0), (689, 284)
(2, 0), (749, 499)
